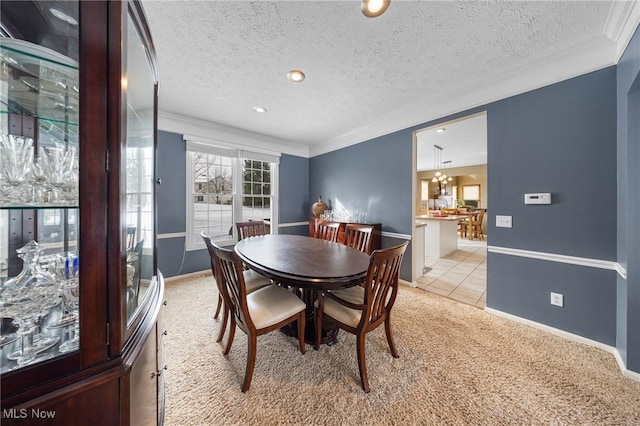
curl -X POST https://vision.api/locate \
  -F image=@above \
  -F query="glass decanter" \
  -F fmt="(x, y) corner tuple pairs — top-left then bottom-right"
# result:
(1, 241), (60, 367)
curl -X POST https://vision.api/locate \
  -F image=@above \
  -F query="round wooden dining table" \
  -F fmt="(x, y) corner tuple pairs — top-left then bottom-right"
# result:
(235, 234), (370, 345)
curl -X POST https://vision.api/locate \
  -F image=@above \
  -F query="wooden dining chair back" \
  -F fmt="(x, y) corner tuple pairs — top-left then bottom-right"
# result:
(316, 221), (340, 243)
(201, 232), (229, 342)
(344, 223), (374, 254)
(214, 246), (307, 392)
(201, 232), (272, 345)
(458, 215), (471, 239)
(132, 239), (144, 302)
(236, 221), (267, 240)
(314, 241), (409, 392)
(126, 226), (136, 252)
(474, 208), (486, 240)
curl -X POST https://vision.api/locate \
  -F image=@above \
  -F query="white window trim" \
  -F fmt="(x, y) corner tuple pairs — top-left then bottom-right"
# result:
(185, 138), (279, 251)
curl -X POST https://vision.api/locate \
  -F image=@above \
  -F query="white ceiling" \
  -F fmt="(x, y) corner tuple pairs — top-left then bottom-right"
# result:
(416, 112), (487, 171)
(142, 0), (638, 163)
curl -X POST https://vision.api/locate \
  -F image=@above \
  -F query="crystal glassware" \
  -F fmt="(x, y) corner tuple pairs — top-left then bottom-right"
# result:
(58, 278), (79, 353)
(0, 134), (34, 206)
(0, 241), (61, 366)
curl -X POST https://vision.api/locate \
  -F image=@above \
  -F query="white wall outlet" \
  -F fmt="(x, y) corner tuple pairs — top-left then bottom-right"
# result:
(550, 292), (564, 307)
(496, 215), (512, 228)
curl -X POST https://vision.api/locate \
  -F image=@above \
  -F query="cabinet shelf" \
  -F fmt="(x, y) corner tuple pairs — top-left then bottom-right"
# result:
(1, 39), (79, 130)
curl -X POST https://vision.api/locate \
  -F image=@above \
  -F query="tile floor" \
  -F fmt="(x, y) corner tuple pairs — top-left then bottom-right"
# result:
(416, 237), (487, 308)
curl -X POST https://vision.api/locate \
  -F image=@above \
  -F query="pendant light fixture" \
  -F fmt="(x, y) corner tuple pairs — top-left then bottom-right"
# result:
(362, 0), (391, 18)
(431, 145), (443, 182)
(431, 145), (455, 184)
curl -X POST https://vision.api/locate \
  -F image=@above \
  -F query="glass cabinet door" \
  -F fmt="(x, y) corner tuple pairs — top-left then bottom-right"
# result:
(124, 7), (157, 323)
(0, 1), (80, 372)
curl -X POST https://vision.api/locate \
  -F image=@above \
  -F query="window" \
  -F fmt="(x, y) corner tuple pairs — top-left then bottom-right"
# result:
(242, 160), (271, 222)
(462, 184), (480, 204)
(185, 140), (279, 250)
(125, 146), (154, 250)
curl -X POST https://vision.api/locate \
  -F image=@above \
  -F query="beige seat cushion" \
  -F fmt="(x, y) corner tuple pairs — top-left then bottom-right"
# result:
(247, 285), (306, 329)
(243, 269), (272, 293)
(317, 285), (365, 328)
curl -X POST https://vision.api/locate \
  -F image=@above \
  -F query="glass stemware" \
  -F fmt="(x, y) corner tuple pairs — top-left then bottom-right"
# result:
(0, 134), (34, 206)
(30, 148), (52, 204)
(43, 144), (77, 205)
(58, 278), (79, 353)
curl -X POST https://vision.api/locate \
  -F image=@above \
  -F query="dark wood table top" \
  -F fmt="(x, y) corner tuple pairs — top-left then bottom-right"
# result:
(234, 234), (370, 290)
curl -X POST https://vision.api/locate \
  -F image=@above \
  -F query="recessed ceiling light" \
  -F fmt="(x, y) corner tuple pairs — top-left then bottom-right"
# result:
(436, 128), (446, 133)
(253, 106), (267, 113)
(49, 7), (78, 26)
(361, 0), (391, 18)
(287, 70), (305, 83)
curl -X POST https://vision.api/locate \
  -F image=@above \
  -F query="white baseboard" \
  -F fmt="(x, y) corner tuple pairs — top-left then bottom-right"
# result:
(400, 279), (417, 288)
(485, 307), (640, 383)
(164, 269), (211, 282)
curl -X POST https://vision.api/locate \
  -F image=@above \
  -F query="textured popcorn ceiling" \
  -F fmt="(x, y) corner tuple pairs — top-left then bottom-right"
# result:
(142, 0), (633, 158)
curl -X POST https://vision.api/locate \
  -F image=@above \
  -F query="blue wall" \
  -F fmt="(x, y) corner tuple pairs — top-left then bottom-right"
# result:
(309, 66), (625, 355)
(617, 25), (640, 372)
(486, 67), (618, 345)
(156, 130), (311, 275)
(156, 31), (639, 374)
(278, 154), (310, 236)
(309, 129), (414, 279)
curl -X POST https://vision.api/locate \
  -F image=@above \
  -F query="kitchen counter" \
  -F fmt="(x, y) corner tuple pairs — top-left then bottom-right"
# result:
(415, 214), (463, 259)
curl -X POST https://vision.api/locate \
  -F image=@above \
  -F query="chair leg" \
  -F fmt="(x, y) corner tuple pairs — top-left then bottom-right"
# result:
(241, 334), (258, 392)
(216, 303), (229, 343)
(297, 313), (306, 354)
(356, 334), (370, 393)
(314, 295), (323, 350)
(214, 294), (222, 319)
(384, 316), (399, 358)
(223, 316), (236, 355)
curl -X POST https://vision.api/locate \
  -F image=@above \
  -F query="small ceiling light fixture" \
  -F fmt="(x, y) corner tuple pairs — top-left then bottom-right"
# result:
(287, 69), (305, 83)
(362, 0), (391, 18)
(436, 127), (446, 133)
(49, 7), (78, 26)
(253, 106), (267, 113)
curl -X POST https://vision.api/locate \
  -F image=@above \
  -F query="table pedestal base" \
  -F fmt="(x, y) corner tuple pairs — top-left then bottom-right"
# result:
(279, 287), (340, 346)
(280, 320), (339, 346)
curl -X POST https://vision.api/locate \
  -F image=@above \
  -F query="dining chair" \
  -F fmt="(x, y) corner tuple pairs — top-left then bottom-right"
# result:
(200, 232), (271, 344)
(314, 241), (409, 393)
(343, 223), (374, 255)
(132, 239), (144, 302)
(236, 221), (267, 240)
(126, 226), (136, 252)
(458, 215), (471, 239)
(316, 221), (340, 243)
(473, 208), (486, 240)
(214, 245), (307, 392)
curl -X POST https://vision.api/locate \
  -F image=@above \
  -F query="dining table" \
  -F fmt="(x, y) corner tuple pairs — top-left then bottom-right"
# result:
(234, 234), (370, 345)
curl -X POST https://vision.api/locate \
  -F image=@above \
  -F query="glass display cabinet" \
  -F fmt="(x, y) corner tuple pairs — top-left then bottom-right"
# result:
(0, 1), (164, 424)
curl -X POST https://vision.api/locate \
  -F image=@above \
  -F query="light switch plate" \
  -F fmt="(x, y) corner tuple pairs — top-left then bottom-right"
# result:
(496, 215), (512, 228)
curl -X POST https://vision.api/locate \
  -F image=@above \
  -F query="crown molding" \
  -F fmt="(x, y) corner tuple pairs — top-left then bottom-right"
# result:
(309, 33), (618, 158)
(158, 111), (309, 158)
(604, 0), (640, 61)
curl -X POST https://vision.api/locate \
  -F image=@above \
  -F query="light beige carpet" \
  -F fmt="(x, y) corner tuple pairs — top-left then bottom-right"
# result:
(163, 274), (640, 425)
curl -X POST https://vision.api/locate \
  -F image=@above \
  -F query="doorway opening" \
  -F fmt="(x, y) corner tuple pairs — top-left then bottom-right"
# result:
(412, 111), (488, 308)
